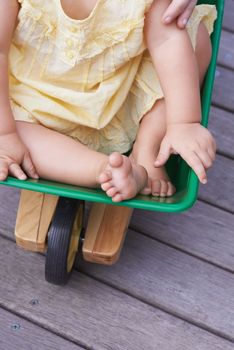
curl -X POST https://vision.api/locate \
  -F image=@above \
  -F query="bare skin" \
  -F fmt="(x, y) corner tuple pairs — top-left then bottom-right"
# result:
(99, 153), (147, 203)
(131, 99), (175, 197)
(162, 0), (197, 28)
(15, 122), (147, 203)
(0, 0), (216, 203)
(131, 21), (212, 197)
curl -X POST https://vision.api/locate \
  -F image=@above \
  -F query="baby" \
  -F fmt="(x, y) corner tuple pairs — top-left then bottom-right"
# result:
(0, 0), (216, 202)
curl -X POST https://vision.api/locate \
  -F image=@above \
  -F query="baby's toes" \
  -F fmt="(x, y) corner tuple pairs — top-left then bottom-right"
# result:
(112, 193), (123, 203)
(109, 152), (124, 168)
(101, 181), (112, 192)
(99, 170), (112, 184)
(140, 179), (152, 195)
(160, 180), (168, 197)
(167, 181), (176, 197)
(152, 179), (161, 196)
(106, 186), (118, 198)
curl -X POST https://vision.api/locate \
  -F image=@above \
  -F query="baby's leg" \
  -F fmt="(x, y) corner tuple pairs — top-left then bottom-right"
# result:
(16, 121), (147, 202)
(132, 22), (212, 197)
(131, 98), (175, 197)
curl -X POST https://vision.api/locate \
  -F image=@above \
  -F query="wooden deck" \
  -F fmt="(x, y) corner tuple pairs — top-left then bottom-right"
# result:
(0, 2), (234, 349)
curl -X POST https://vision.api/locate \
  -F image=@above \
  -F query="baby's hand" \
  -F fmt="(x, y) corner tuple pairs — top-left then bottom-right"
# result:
(0, 132), (39, 181)
(154, 123), (216, 184)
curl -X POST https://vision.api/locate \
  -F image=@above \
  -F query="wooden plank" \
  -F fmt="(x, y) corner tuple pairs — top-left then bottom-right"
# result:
(15, 190), (58, 252)
(218, 30), (234, 69)
(83, 203), (133, 265)
(0, 236), (233, 350)
(199, 154), (234, 212)
(223, 0), (234, 32)
(212, 65), (234, 112)
(131, 200), (234, 271)
(209, 106), (234, 158)
(15, 190), (44, 250)
(80, 229), (234, 341)
(0, 307), (82, 350)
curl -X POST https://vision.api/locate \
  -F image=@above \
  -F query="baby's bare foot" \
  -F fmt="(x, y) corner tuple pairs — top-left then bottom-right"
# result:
(141, 165), (176, 197)
(98, 152), (147, 202)
(131, 152), (175, 197)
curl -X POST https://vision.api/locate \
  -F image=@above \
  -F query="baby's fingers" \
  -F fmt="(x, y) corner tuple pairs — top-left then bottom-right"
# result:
(0, 160), (9, 181)
(9, 163), (27, 180)
(177, 0), (197, 28)
(154, 138), (171, 167)
(22, 153), (39, 179)
(162, 0), (188, 24)
(207, 146), (216, 162)
(207, 138), (216, 162)
(197, 150), (213, 170)
(185, 151), (207, 184)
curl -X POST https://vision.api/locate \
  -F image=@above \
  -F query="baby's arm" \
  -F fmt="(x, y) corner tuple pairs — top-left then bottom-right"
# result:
(0, 0), (38, 180)
(144, 0), (216, 184)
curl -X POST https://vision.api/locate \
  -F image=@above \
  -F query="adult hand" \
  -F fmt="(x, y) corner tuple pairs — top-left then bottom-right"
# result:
(162, 0), (197, 29)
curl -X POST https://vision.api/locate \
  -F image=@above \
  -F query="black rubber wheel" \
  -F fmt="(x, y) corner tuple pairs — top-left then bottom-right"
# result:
(45, 197), (84, 285)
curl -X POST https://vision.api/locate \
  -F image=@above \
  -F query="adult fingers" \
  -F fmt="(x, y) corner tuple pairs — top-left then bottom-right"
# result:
(22, 152), (39, 179)
(162, 0), (189, 24)
(177, 0), (197, 28)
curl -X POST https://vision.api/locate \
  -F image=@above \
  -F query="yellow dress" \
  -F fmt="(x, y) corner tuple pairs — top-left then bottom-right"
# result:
(9, 0), (217, 154)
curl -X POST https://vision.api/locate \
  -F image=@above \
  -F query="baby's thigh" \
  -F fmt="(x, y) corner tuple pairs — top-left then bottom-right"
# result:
(16, 121), (75, 176)
(16, 121), (108, 186)
(16, 121), (64, 155)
